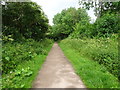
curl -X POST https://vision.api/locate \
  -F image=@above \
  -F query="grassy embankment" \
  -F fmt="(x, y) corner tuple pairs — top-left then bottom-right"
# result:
(59, 38), (119, 88)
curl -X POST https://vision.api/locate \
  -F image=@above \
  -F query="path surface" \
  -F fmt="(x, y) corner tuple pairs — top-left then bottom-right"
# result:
(32, 43), (86, 88)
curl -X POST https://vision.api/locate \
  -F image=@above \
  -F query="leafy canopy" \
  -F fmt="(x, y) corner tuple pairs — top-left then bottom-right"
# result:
(2, 2), (49, 41)
(50, 7), (90, 40)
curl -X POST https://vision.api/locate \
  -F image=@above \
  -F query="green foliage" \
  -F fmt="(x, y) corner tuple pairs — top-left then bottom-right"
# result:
(93, 13), (119, 37)
(51, 1), (119, 40)
(1, 1), (53, 88)
(2, 54), (52, 88)
(2, 39), (53, 74)
(2, 2), (49, 41)
(69, 20), (94, 38)
(2, 67), (33, 88)
(59, 40), (119, 88)
(69, 12), (119, 38)
(59, 37), (119, 80)
(51, 6), (119, 40)
(2, 39), (53, 88)
(50, 7), (90, 40)
(79, 1), (120, 17)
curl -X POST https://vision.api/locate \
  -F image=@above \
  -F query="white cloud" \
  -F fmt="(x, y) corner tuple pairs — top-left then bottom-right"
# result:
(31, 0), (96, 25)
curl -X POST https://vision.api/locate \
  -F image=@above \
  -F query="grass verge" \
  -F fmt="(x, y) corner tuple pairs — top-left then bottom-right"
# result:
(59, 42), (120, 88)
(2, 43), (53, 88)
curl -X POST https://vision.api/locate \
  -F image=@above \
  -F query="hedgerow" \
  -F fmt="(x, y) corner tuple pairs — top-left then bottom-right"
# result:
(2, 39), (53, 74)
(60, 36), (119, 80)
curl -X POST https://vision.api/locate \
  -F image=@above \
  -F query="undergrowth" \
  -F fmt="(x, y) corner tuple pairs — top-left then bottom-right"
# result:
(59, 38), (119, 88)
(2, 39), (53, 88)
(60, 37), (119, 79)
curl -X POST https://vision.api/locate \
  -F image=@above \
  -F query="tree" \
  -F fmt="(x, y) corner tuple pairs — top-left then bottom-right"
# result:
(79, 0), (120, 17)
(93, 13), (119, 37)
(51, 7), (90, 40)
(2, 2), (49, 41)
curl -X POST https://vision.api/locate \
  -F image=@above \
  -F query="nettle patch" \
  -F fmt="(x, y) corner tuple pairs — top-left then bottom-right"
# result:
(2, 67), (33, 88)
(2, 39), (51, 74)
(60, 38), (119, 80)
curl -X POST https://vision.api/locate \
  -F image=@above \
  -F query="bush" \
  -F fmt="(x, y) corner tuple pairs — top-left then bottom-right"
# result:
(2, 39), (53, 74)
(69, 21), (94, 38)
(60, 37), (119, 80)
(69, 13), (119, 39)
(93, 13), (119, 37)
(2, 2), (49, 41)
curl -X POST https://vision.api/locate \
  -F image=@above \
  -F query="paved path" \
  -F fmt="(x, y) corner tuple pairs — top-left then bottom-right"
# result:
(32, 43), (86, 88)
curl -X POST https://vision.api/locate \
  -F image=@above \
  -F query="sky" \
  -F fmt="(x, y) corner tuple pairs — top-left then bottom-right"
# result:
(31, 0), (97, 25)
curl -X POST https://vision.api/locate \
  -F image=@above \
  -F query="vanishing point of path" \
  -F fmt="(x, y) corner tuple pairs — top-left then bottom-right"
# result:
(32, 43), (86, 88)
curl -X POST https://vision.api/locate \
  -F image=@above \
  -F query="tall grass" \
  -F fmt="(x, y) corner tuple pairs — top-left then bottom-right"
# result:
(59, 37), (119, 88)
(60, 37), (119, 79)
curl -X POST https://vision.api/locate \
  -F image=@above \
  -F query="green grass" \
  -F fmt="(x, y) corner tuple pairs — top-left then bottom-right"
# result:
(2, 39), (53, 74)
(59, 38), (119, 79)
(59, 41), (120, 88)
(2, 43), (53, 88)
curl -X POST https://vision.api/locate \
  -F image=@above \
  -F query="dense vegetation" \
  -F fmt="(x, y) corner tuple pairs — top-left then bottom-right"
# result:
(2, 2), (53, 88)
(2, 40), (53, 88)
(50, 0), (120, 87)
(2, 2), (49, 41)
(79, 1), (120, 17)
(50, 8), (119, 39)
(65, 36), (118, 77)
(59, 40), (119, 88)
(2, 39), (53, 74)
(49, 7), (90, 40)
(1, 0), (120, 88)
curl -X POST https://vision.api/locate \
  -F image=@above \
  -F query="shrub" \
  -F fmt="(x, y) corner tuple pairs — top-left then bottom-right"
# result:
(2, 39), (53, 74)
(60, 37), (119, 80)
(69, 21), (94, 38)
(94, 13), (119, 37)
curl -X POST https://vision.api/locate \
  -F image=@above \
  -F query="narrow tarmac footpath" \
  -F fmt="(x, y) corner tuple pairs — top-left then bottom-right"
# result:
(32, 43), (86, 88)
